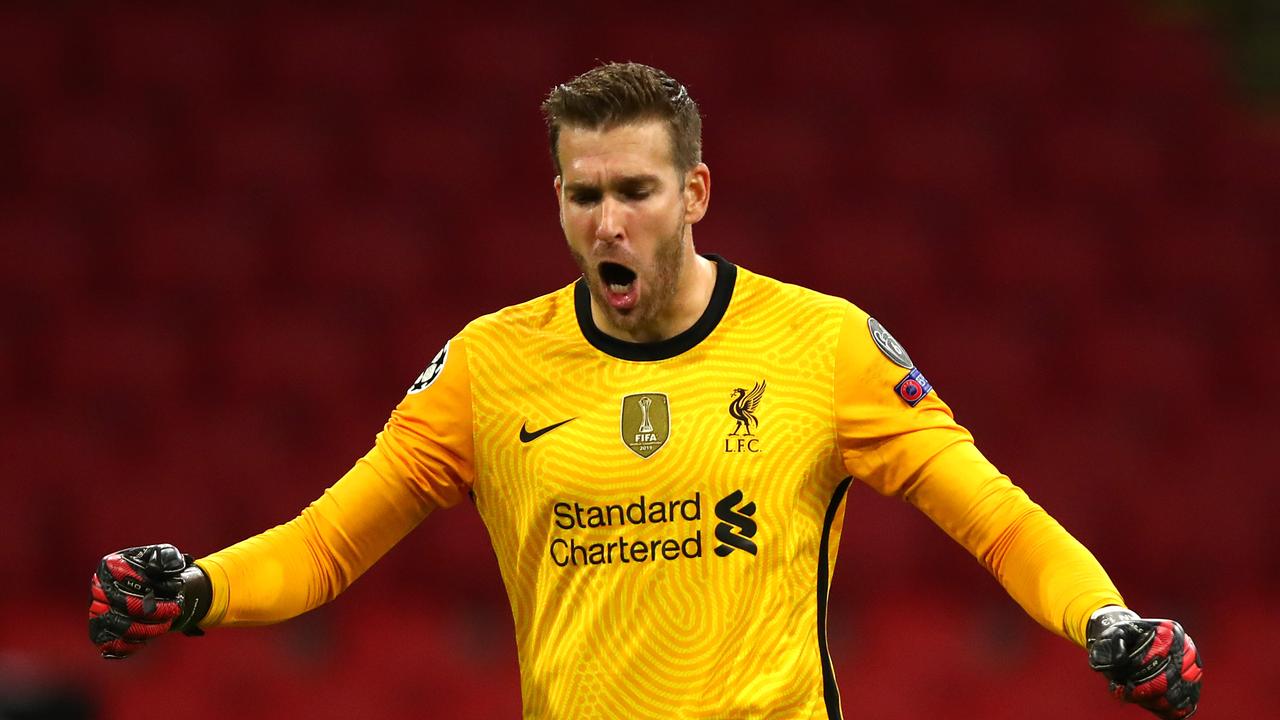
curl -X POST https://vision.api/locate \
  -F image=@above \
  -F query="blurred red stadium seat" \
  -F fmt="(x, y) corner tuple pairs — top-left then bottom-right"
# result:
(1201, 122), (1280, 202)
(598, 28), (744, 113)
(0, 408), (140, 572)
(1233, 304), (1280, 407)
(137, 401), (345, 543)
(1130, 205), (1273, 300)
(195, 106), (340, 196)
(1037, 112), (1169, 202)
(0, 198), (92, 298)
(117, 198), (271, 298)
(327, 607), (521, 717)
(693, 207), (784, 272)
(0, 331), (17, 404)
(1072, 310), (1215, 414)
(24, 104), (161, 196)
(712, 112), (837, 199)
(282, 201), (445, 308)
(1015, 407), (1178, 553)
(793, 203), (946, 314)
(765, 22), (908, 109)
(453, 212), (582, 305)
(403, 20), (567, 111)
(830, 482), (950, 595)
(915, 306), (1052, 428)
(96, 9), (237, 101)
(257, 8), (403, 102)
(1071, 12), (1230, 113)
(1200, 593), (1278, 716)
(359, 105), (506, 200)
(849, 592), (994, 718)
(928, 19), (1064, 106)
(869, 105), (1006, 201)
(0, 9), (66, 103)
(217, 301), (378, 403)
(45, 304), (193, 405)
(966, 203), (1114, 303)
(0, 429), (46, 570)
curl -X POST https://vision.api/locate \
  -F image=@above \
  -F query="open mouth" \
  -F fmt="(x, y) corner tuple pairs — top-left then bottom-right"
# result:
(598, 261), (639, 310)
(599, 262), (636, 291)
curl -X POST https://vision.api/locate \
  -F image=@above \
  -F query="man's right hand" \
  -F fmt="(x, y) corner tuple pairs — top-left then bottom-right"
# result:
(88, 544), (210, 659)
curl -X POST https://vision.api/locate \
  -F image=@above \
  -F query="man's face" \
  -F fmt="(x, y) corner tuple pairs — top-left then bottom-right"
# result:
(555, 120), (707, 337)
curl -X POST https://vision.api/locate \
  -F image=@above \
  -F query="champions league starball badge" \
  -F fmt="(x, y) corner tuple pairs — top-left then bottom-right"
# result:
(407, 341), (449, 394)
(867, 317), (914, 369)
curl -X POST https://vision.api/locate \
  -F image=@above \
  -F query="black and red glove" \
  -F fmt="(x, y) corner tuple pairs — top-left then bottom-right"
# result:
(1087, 607), (1203, 719)
(88, 544), (211, 659)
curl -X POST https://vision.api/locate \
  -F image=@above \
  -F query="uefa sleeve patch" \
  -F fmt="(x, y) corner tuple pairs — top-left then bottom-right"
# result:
(894, 368), (933, 407)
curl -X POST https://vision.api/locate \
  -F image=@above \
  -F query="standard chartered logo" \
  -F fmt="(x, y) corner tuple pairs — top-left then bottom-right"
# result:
(548, 491), (759, 567)
(713, 489), (758, 556)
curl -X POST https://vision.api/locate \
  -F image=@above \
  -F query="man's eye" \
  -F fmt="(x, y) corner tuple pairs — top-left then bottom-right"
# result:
(571, 193), (600, 206)
(627, 191), (650, 201)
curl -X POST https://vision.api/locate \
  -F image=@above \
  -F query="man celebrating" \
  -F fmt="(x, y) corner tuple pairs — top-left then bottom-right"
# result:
(89, 63), (1202, 719)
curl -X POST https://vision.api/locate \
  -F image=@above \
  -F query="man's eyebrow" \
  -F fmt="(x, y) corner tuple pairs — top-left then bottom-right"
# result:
(615, 175), (661, 190)
(562, 181), (599, 194)
(563, 174), (662, 193)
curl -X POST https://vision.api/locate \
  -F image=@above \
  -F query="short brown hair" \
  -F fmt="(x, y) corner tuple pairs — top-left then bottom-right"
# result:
(541, 62), (702, 176)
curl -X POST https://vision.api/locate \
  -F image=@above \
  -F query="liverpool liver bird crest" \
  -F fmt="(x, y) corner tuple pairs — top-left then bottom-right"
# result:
(728, 380), (767, 436)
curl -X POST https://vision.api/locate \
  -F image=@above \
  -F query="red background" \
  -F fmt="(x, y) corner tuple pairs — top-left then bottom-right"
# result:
(2, 1), (1276, 718)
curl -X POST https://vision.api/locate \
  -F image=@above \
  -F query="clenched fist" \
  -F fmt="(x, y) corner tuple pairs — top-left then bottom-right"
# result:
(88, 544), (210, 659)
(1088, 608), (1203, 719)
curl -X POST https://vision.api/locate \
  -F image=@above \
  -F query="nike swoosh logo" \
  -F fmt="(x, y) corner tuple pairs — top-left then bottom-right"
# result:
(520, 418), (576, 443)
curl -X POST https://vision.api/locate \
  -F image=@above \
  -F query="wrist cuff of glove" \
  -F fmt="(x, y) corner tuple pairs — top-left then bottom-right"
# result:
(173, 562), (212, 636)
(1086, 605), (1139, 644)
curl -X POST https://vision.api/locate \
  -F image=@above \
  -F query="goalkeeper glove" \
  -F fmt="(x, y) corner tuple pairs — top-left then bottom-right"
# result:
(1087, 607), (1203, 719)
(88, 544), (211, 659)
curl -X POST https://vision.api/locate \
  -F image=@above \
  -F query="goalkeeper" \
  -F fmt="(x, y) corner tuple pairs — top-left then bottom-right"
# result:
(88, 62), (1201, 719)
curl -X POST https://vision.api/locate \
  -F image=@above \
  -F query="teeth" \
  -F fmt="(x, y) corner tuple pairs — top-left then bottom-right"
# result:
(608, 283), (631, 293)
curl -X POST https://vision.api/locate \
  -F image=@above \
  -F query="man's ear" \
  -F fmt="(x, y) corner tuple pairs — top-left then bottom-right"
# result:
(683, 163), (710, 224)
(554, 175), (564, 223)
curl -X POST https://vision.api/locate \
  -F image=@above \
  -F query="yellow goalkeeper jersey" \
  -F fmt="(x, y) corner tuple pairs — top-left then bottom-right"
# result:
(195, 255), (1124, 719)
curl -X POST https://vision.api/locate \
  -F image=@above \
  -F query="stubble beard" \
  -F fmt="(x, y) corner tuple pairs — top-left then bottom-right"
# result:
(569, 218), (688, 338)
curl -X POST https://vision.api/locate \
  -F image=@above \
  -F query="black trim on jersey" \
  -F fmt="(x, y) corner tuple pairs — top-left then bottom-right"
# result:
(818, 476), (854, 720)
(574, 254), (737, 362)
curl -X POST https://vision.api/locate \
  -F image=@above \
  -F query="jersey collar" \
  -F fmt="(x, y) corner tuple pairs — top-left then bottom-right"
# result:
(574, 254), (737, 362)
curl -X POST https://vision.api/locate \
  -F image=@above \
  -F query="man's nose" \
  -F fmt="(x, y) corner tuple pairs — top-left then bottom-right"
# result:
(594, 197), (625, 242)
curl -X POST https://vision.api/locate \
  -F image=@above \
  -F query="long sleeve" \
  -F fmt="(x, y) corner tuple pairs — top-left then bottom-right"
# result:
(832, 306), (1124, 646)
(194, 334), (476, 627)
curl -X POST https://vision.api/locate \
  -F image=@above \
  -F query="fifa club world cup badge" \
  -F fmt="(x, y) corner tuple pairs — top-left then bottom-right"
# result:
(621, 393), (670, 458)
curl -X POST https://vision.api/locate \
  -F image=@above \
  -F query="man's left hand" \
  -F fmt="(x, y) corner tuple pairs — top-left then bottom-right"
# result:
(1087, 608), (1203, 719)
